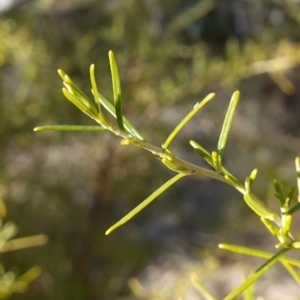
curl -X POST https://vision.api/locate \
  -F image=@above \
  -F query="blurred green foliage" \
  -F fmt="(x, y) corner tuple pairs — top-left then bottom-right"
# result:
(1, 0), (300, 299)
(0, 198), (46, 299)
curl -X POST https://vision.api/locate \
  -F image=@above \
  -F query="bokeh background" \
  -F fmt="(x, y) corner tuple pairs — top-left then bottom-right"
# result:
(1, 0), (300, 299)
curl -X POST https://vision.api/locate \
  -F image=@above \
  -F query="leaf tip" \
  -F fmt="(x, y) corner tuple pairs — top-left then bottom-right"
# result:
(206, 92), (216, 101)
(57, 69), (65, 79)
(232, 90), (241, 99)
(108, 50), (114, 58)
(189, 140), (196, 147)
(90, 64), (95, 72)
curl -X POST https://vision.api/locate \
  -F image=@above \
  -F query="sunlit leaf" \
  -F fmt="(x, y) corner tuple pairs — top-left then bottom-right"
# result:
(219, 243), (300, 268)
(190, 140), (214, 166)
(249, 169), (258, 189)
(62, 88), (98, 119)
(243, 192), (278, 221)
(106, 173), (187, 235)
(34, 125), (108, 132)
(17, 266), (42, 284)
(217, 91), (240, 155)
(282, 214), (292, 236)
(62, 76), (96, 112)
(0, 235), (48, 252)
(162, 93), (215, 150)
(109, 51), (124, 130)
(89, 64), (102, 116)
(261, 217), (279, 237)
(212, 151), (222, 172)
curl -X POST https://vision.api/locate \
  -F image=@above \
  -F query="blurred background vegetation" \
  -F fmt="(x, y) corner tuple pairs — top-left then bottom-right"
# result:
(1, 0), (300, 299)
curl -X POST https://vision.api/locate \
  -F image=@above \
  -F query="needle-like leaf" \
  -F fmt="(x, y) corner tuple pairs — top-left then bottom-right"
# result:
(190, 140), (214, 166)
(90, 64), (102, 116)
(62, 87), (98, 119)
(106, 173), (187, 235)
(109, 51), (124, 130)
(217, 91), (240, 155)
(288, 202), (300, 215)
(34, 125), (108, 132)
(162, 93), (215, 150)
(62, 75), (96, 111)
(243, 192), (279, 222)
(219, 243), (300, 267)
(249, 168), (258, 189)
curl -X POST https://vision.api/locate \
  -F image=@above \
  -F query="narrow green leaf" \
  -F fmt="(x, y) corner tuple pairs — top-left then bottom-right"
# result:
(273, 179), (285, 205)
(190, 140), (214, 166)
(288, 187), (296, 199)
(162, 93), (215, 150)
(63, 77), (96, 112)
(249, 169), (258, 188)
(57, 69), (67, 80)
(212, 151), (222, 172)
(219, 243), (300, 268)
(191, 274), (219, 300)
(0, 235), (48, 252)
(62, 88), (93, 116)
(58, 69), (99, 120)
(217, 91), (240, 155)
(282, 214), (292, 236)
(89, 64), (102, 115)
(261, 217), (279, 237)
(244, 177), (251, 193)
(288, 202), (300, 215)
(34, 125), (107, 132)
(292, 241), (300, 249)
(162, 156), (190, 173)
(97, 92), (144, 140)
(223, 248), (289, 300)
(243, 192), (278, 221)
(62, 87), (98, 119)
(286, 186), (296, 207)
(17, 266), (42, 284)
(109, 51), (124, 130)
(106, 173), (187, 235)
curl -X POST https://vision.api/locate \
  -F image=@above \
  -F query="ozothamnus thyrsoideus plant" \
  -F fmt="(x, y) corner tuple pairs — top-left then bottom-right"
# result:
(34, 51), (300, 299)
